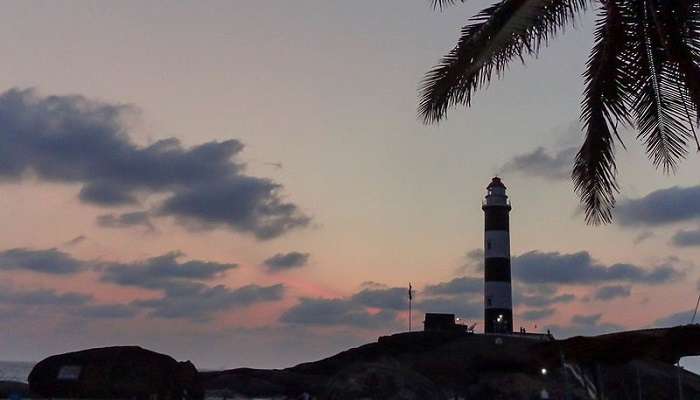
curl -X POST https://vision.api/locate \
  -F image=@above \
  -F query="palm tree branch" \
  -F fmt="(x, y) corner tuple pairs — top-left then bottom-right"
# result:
(574, 0), (631, 224)
(419, 0), (587, 123)
(629, 0), (692, 172)
(431, 0), (466, 10)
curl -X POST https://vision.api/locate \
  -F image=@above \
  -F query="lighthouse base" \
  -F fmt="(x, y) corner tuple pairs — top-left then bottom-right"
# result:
(485, 308), (513, 334)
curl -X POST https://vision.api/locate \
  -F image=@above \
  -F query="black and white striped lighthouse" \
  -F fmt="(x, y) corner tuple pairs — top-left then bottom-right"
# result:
(482, 177), (513, 334)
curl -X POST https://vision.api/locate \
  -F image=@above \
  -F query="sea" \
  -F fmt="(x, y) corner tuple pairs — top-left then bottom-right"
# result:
(0, 361), (34, 383)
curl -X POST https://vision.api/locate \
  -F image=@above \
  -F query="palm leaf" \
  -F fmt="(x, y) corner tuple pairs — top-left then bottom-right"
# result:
(419, 0), (587, 123)
(431, 0), (465, 10)
(629, 0), (693, 172)
(574, 0), (632, 224)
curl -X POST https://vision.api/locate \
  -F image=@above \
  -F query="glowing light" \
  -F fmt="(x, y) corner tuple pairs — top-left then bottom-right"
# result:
(541, 368), (547, 375)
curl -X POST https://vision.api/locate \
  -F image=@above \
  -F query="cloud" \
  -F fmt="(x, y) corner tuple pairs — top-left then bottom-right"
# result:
(99, 251), (283, 320)
(0, 248), (85, 275)
(571, 313), (602, 326)
(134, 283), (284, 321)
(616, 185), (700, 226)
(279, 297), (399, 328)
(423, 277), (481, 296)
(0, 287), (92, 306)
(75, 304), (138, 319)
(594, 285), (631, 300)
(547, 313), (624, 337)
(515, 291), (575, 307)
(633, 231), (654, 245)
(500, 146), (577, 180)
(97, 211), (154, 231)
(520, 308), (555, 320)
(63, 235), (87, 247)
(415, 296), (482, 318)
(671, 227), (700, 247)
(654, 310), (695, 327)
(351, 287), (408, 310)
(100, 251), (237, 291)
(262, 252), (310, 272)
(512, 250), (681, 285)
(0, 88), (309, 239)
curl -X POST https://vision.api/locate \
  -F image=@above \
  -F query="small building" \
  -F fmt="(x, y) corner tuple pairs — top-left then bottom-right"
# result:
(424, 313), (465, 332)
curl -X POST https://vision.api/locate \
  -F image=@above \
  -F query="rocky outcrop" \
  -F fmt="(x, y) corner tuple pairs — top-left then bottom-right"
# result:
(0, 380), (31, 398)
(200, 326), (700, 399)
(28, 346), (203, 400)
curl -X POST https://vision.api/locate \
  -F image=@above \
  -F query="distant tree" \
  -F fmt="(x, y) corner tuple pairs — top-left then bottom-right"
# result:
(420, 0), (700, 224)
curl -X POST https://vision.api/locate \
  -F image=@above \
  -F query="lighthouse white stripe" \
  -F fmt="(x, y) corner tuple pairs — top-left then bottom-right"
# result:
(484, 230), (510, 259)
(484, 281), (512, 309)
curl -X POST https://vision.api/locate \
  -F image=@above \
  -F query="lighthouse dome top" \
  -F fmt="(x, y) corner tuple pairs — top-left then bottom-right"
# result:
(483, 177), (511, 209)
(487, 177), (506, 190)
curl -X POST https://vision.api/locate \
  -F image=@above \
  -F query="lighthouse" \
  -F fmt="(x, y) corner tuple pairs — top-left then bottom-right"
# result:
(482, 177), (513, 334)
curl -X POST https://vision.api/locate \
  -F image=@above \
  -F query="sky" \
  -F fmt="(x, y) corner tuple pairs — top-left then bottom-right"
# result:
(1, 0), (700, 370)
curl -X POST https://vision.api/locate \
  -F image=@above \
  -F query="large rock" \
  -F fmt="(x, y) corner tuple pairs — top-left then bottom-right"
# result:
(29, 346), (203, 399)
(0, 381), (31, 398)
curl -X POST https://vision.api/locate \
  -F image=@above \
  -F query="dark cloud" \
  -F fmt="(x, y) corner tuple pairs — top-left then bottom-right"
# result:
(594, 285), (631, 300)
(64, 235), (87, 247)
(548, 313), (624, 337)
(0, 287), (92, 306)
(520, 308), (555, 321)
(571, 313), (602, 326)
(99, 251), (282, 320)
(134, 284), (284, 321)
(500, 146), (576, 180)
(512, 250), (681, 285)
(262, 252), (310, 272)
(75, 304), (138, 319)
(515, 291), (575, 307)
(633, 231), (654, 245)
(101, 251), (237, 291)
(0, 286), (138, 320)
(0, 88), (309, 239)
(279, 297), (398, 328)
(415, 296), (482, 318)
(671, 227), (700, 247)
(97, 211), (154, 231)
(351, 287), (408, 310)
(423, 277), (481, 296)
(654, 310), (694, 327)
(457, 249), (484, 273)
(616, 186), (700, 226)
(0, 248), (85, 275)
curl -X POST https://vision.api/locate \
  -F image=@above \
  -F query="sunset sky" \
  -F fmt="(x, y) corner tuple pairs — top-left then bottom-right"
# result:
(1, 1), (700, 370)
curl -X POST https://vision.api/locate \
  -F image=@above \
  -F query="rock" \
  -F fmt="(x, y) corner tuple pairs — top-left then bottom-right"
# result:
(0, 380), (31, 398)
(199, 327), (700, 399)
(29, 346), (203, 399)
(323, 362), (445, 400)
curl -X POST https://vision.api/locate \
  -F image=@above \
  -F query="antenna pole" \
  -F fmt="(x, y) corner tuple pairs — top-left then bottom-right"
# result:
(690, 294), (700, 324)
(408, 282), (413, 332)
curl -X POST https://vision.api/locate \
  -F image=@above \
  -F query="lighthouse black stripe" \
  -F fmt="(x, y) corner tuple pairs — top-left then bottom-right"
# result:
(484, 258), (511, 281)
(484, 309), (513, 334)
(484, 208), (510, 231)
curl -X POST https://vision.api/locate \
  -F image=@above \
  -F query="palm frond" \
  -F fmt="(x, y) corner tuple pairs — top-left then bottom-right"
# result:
(574, 0), (631, 224)
(419, 0), (587, 123)
(629, 0), (693, 172)
(431, 0), (465, 10)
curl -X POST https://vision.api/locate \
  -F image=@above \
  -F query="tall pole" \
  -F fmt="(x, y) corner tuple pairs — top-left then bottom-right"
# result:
(408, 282), (413, 332)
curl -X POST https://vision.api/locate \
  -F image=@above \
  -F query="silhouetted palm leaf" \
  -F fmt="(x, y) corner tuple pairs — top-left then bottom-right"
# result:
(421, 0), (700, 224)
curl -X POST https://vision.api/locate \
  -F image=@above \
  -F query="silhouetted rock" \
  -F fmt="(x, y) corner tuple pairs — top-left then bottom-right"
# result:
(29, 346), (203, 399)
(0, 380), (31, 398)
(200, 326), (700, 399)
